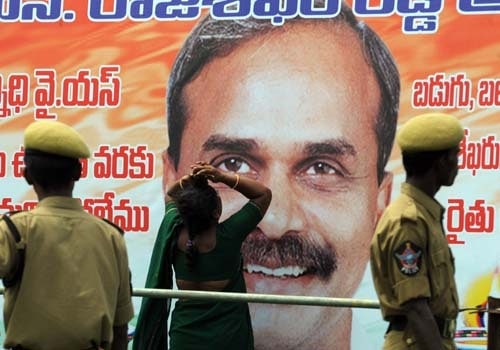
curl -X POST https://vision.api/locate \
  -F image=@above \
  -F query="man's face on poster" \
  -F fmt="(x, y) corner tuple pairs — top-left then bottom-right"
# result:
(164, 23), (392, 348)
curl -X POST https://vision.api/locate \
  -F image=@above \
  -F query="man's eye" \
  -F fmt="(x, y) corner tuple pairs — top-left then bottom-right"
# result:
(297, 160), (349, 191)
(214, 157), (251, 174)
(304, 162), (339, 176)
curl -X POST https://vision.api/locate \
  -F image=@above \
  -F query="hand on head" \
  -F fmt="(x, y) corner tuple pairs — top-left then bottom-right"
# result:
(180, 174), (192, 183)
(190, 162), (223, 183)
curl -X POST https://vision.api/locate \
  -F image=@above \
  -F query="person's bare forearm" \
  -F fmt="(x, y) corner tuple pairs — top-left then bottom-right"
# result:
(404, 298), (444, 350)
(111, 324), (128, 350)
(218, 173), (268, 199)
(165, 174), (191, 201)
(218, 172), (272, 213)
(190, 163), (272, 214)
(166, 179), (183, 197)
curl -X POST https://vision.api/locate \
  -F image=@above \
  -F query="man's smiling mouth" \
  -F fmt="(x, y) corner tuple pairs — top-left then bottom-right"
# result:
(241, 229), (337, 280)
(244, 264), (307, 278)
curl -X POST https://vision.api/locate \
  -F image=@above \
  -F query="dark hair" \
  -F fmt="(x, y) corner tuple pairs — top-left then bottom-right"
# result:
(24, 152), (81, 190)
(166, 0), (400, 184)
(402, 150), (449, 177)
(174, 176), (220, 269)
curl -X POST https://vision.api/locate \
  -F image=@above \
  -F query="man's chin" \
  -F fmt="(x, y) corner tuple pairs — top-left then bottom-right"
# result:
(246, 286), (351, 350)
(244, 270), (319, 295)
(248, 296), (318, 350)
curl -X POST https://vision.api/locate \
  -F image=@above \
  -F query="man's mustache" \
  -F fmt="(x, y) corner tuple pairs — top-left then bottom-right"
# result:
(241, 229), (337, 280)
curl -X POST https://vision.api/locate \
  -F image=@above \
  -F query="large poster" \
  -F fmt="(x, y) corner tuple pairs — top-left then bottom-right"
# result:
(0, 1), (498, 349)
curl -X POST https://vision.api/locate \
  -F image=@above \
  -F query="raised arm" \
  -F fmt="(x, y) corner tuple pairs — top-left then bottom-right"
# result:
(165, 174), (192, 203)
(191, 162), (272, 215)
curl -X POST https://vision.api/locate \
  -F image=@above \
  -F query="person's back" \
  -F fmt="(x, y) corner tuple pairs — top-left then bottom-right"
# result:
(173, 202), (261, 292)
(133, 162), (271, 350)
(0, 121), (133, 350)
(2, 200), (131, 349)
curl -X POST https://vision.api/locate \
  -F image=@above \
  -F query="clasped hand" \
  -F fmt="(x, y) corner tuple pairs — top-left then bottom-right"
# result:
(188, 161), (224, 183)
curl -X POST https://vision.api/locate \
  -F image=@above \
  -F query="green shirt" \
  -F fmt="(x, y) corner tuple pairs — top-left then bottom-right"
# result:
(174, 201), (262, 281)
(0, 196), (134, 350)
(133, 200), (263, 350)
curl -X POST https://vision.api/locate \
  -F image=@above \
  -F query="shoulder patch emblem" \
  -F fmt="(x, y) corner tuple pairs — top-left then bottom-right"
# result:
(394, 241), (423, 276)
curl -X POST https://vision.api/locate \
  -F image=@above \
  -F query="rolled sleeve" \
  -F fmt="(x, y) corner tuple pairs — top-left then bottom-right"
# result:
(393, 275), (431, 305)
(389, 221), (430, 306)
(114, 298), (134, 326)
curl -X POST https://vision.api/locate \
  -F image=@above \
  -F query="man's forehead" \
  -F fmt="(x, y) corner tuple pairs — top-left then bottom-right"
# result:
(242, 21), (358, 53)
(182, 22), (377, 113)
(179, 20), (380, 167)
(203, 22), (361, 77)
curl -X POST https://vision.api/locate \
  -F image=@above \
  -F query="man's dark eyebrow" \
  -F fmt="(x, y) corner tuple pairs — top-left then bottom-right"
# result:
(202, 134), (258, 153)
(303, 139), (357, 157)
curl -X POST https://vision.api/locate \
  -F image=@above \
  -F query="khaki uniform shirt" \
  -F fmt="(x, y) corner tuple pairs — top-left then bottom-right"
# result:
(370, 183), (459, 322)
(0, 196), (134, 350)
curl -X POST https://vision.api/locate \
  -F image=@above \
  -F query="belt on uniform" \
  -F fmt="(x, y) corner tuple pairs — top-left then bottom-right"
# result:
(387, 315), (456, 339)
(435, 316), (457, 339)
(386, 315), (407, 333)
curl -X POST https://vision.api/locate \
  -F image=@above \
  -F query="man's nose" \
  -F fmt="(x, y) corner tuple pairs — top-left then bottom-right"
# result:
(258, 173), (306, 240)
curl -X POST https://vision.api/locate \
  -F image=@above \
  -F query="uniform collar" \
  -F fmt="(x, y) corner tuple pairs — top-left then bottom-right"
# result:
(37, 196), (83, 210)
(401, 182), (444, 221)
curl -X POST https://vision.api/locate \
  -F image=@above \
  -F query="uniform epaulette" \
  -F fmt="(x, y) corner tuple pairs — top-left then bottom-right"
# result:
(1, 210), (23, 218)
(1, 210), (25, 240)
(400, 200), (419, 224)
(101, 217), (125, 235)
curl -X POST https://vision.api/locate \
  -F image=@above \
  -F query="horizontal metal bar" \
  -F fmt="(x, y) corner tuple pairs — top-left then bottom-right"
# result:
(133, 288), (381, 309)
(0, 286), (380, 309)
(0, 286), (496, 312)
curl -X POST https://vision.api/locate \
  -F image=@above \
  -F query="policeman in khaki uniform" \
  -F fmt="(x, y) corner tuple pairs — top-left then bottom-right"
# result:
(0, 121), (133, 350)
(370, 113), (463, 350)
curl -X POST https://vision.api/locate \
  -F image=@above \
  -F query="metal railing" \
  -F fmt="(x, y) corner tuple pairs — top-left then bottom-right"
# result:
(0, 286), (381, 309)
(133, 288), (381, 309)
(2, 286), (496, 313)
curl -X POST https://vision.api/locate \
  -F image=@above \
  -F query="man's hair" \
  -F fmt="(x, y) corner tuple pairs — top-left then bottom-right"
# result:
(402, 150), (450, 177)
(166, 0), (400, 184)
(24, 153), (81, 190)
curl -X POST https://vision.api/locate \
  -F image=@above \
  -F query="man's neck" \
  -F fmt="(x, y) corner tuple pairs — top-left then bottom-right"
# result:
(406, 177), (440, 198)
(34, 182), (74, 201)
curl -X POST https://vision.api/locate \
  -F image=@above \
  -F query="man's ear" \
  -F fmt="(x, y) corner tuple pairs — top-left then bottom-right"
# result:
(374, 171), (393, 225)
(72, 162), (82, 181)
(162, 149), (178, 195)
(437, 153), (449, 171)
(23, 168), (33, 185)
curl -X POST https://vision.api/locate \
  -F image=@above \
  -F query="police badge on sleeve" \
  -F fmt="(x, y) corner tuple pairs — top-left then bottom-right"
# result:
(393, 241), (422, 276)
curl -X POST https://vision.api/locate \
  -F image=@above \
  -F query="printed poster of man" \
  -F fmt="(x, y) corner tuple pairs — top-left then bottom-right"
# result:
(0, 0), (498, 348)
